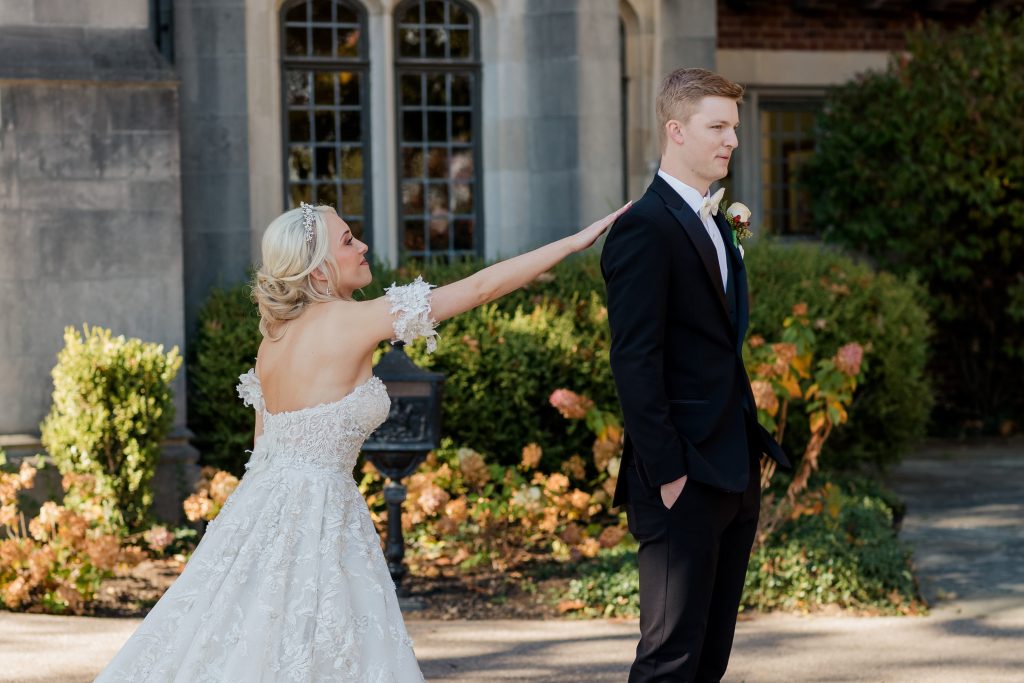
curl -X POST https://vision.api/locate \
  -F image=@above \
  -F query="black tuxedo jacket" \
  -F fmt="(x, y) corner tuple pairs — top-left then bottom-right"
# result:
(602, 174), (790, 506)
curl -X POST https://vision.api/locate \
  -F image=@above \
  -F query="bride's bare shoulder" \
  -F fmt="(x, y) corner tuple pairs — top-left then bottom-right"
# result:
(323, 295), (389, 320)
(318, 297), (393, 345)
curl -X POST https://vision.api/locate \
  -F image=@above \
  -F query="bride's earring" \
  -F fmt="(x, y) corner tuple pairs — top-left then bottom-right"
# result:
(319, 266), (331, 297)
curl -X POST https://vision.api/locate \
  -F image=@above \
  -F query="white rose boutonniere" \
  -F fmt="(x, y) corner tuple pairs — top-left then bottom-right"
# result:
(720, 199), (753, 258)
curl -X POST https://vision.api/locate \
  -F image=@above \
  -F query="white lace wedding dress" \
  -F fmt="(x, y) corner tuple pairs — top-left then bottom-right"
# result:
(96, 279), (438, 683)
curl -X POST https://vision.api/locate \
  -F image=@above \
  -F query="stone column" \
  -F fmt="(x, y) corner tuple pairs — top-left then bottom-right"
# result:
(483, 0), (622, 258)
(576, 0), (626, 225)
(657, 0), (717, 77)
(175, 0), (252, 338)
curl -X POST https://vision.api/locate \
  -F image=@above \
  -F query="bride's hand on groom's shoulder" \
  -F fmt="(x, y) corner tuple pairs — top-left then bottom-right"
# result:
(571, 201), (632, 252)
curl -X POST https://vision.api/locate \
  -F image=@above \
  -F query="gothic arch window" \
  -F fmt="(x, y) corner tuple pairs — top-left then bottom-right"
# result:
(280, 0), (372, 242)
(395, 0), (482, 258)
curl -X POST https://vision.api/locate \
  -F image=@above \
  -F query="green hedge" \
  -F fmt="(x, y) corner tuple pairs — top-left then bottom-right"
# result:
(41, 326), (181, 532)
(801, 11), (1024, 430)
(188, 285), (261, 475)
(188, 257), (619, 472)
(189, 244), (928, 474)
(372, 247), (929, 472)
(744, 241), (932, 472)
(372, 257), (617, 467)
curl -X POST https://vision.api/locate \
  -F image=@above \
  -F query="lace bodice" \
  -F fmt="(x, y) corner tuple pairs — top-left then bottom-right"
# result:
(233, 277), (438, 477)
(237, 372), (390, 475)
(94, 280), (437, 683)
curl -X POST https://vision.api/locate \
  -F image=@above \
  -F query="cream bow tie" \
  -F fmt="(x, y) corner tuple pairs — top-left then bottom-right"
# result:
(699, 188), (726, 220)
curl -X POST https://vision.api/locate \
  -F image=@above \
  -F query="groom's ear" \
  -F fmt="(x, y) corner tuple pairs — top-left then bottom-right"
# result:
(665, 120), (685, 147)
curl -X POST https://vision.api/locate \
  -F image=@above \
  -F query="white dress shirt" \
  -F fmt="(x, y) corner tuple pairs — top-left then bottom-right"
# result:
(657, 169), (729, 291)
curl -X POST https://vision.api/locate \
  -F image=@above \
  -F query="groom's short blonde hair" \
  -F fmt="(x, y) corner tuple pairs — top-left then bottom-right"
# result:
(657, 68), (744, 151)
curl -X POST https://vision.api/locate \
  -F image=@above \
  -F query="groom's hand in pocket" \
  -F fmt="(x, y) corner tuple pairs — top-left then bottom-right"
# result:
(660, 475), (687, 510)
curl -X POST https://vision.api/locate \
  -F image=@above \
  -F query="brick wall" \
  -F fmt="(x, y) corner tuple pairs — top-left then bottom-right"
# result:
(718, 0), (989, 51)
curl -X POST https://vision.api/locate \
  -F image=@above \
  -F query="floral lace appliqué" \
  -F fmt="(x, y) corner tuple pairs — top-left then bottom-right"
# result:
(94, 369), (423, 682)
(236, 368), (264, 412)
(384, 275), (438, 353)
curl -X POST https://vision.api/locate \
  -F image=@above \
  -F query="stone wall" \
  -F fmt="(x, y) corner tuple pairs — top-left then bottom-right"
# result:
(0, 7), (197, 521)
(0, 0), (148, 30)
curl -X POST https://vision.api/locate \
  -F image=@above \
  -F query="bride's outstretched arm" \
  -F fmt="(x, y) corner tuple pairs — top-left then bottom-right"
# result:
(430, 202), (630, 323)
(343, 202), (630, 349)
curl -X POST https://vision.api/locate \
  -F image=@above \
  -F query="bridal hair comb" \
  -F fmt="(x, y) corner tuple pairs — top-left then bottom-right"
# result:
(300, 202), (316, 243)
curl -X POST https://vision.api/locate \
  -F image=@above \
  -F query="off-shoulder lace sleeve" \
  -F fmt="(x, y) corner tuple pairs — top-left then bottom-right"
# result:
(384, 275), (439, 353)
(236, 368), (265, 412)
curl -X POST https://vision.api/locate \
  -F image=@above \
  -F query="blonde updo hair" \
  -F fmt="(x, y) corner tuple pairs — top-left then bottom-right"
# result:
(252, 204), (339, 340)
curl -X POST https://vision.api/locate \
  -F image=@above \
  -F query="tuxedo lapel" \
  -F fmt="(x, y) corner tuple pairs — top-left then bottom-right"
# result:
(660, 198), (731, 318)
(713, 213), (745, 275)
(713, 212), (749, 348)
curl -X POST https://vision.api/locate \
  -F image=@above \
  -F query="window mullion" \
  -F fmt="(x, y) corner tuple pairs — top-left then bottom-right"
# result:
(395, 1), (480, 259)
(280, 0), (371, 245)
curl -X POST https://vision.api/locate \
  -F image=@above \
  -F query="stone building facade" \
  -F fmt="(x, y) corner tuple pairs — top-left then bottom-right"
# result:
(0, 0), (998, 519)
(0, 0), (194, 518)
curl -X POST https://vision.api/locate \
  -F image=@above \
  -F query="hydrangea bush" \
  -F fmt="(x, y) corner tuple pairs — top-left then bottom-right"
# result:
(0, 456), (145, 613)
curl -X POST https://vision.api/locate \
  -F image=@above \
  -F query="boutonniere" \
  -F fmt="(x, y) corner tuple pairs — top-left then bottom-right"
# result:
(720, 200), (752, 257)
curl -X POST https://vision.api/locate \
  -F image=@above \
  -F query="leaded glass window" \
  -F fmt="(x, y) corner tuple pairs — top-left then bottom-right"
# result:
(759, 100), (822, 236)
(281, 0), (371, 242)
(395, 0), (481, 258)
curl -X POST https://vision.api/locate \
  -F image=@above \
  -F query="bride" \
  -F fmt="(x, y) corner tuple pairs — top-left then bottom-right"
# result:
(95, 200), (628, 682)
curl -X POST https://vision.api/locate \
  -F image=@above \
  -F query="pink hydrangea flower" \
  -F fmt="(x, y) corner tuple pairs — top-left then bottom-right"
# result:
(549, 389), (594, 420)
(835, 342), (864, 377)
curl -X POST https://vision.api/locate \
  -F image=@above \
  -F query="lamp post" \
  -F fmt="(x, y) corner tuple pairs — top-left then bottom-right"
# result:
(362, 342), (444, 594)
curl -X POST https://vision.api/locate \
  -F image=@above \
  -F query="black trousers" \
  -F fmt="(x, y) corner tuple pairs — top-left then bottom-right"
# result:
(625, 452), (760, 683)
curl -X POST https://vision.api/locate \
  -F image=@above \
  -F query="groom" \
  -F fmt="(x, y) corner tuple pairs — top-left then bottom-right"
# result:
(602, 68), (790, 682)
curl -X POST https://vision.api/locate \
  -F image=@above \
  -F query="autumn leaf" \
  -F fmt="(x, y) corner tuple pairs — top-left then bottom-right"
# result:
(558, 599), (586, 613)
(826, 485), (843, 520)
(780, 374), (803, 399)
(792, 354), (813, 378)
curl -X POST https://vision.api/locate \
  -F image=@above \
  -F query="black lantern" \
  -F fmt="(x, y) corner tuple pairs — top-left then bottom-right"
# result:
(362, 342), (444, 593)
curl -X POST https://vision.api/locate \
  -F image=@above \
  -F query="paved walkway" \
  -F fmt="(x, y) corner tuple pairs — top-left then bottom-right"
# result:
(1, 441), (1022, 682)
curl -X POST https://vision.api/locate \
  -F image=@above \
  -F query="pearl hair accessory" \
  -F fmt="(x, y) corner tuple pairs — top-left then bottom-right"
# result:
(300, 202), (316, 243)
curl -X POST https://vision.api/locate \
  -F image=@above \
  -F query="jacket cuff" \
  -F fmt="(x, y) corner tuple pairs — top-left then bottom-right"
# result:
(640, 451), (689, 488)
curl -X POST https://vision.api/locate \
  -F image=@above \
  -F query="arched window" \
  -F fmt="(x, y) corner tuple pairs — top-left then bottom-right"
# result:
(280, 0), (371, 242)
(395, 0), (481, 258)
